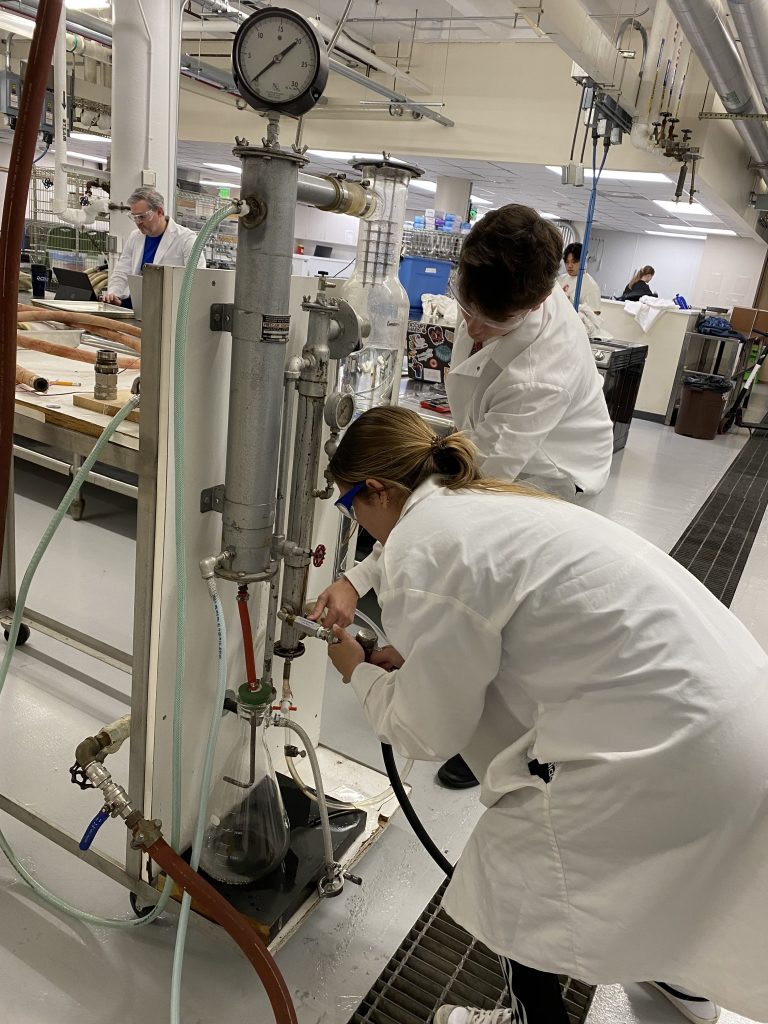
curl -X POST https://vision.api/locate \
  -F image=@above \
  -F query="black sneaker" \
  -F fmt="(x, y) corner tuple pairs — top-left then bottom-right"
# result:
(436, 754), (479, 789)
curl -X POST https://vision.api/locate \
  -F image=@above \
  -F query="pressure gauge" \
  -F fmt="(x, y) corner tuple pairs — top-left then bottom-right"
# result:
(232, 8), (329, 117)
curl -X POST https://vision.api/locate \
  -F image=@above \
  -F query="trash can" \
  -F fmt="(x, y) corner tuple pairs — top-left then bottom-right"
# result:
(674, 375), (733, 439)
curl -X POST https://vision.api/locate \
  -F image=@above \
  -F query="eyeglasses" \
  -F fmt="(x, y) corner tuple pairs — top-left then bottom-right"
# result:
(128, 210), (155, 223)
(448, 273), (531, 331)
(335, 481), (366, 520)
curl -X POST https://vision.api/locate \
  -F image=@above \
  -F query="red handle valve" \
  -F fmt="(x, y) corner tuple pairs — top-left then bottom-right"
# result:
(312, 544), (326, 568)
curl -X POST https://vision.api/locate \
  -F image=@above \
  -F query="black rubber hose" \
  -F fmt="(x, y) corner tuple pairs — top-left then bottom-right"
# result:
(380, 742), (454, 878)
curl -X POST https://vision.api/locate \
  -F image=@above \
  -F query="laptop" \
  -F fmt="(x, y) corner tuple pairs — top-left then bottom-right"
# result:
(313, 244), (333, 258)
(53, 267), (98, 301)
(128, 274), (143, 321)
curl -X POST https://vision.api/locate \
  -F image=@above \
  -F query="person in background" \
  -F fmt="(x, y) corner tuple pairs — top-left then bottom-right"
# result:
(325, 406), (768, 1024)
(102, 187), (204, 307)
(557, 241), (601, 313)
(310, 204), (614, 791)
(620, 265), (657, 301)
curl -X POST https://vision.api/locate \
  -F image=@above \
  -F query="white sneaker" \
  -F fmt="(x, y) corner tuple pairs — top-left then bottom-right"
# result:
(433, 1007), (516, 1024)
(648, 982), (721, 1024)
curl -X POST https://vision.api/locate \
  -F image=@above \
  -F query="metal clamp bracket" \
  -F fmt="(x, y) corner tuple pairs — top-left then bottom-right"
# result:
(210, 303), (234, 333)
(200, 484), (225, 514)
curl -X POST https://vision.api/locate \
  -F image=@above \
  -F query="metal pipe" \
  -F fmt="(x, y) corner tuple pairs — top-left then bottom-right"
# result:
(277, 296), (333, 654)
(297, 172), (377, 218)
(328, 57), (454, 127)
(668, 0), (768, 183)
(727, 0), (768, 113)
(12, 445), (138, 498)
(220, 133), (302, 578)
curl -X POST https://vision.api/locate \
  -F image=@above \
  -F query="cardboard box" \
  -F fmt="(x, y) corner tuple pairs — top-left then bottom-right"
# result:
(406, 320), (455, 383)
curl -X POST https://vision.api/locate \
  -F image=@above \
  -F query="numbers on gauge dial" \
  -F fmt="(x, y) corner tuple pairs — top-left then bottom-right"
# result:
(240, 15), (318, 104)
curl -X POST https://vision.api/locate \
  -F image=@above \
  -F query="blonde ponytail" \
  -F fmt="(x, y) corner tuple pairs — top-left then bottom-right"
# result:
(329, 407), (552, 500)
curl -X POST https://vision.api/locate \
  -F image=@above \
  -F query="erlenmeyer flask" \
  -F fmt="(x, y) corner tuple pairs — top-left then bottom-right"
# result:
(200, 683), (291, 885)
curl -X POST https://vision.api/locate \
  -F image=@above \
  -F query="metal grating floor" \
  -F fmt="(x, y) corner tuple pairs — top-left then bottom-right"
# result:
(669, 420), (768, 607)
(349, 880), (596, 1024)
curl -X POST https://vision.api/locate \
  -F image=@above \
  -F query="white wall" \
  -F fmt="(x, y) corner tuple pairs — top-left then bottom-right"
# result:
(689, 235), (767, 310)
(590, 229), (705, 302)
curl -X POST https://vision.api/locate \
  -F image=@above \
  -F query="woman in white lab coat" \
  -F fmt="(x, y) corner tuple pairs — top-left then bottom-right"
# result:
(313, 206), (614, 626)
(325, 406), (768, 1024)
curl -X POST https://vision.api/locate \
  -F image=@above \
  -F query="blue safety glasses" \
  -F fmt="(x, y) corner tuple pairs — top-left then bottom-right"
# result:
(335, 481), (366, 520)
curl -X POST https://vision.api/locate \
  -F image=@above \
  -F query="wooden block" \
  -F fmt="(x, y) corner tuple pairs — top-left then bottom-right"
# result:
(73, 390), (140, 423)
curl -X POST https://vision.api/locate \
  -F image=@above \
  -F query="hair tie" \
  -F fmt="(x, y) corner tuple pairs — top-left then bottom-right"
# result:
(430, 435), (447, 452)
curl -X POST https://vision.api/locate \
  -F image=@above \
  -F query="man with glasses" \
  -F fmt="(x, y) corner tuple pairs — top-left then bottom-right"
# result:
(102, 187), (204, 307)
(313, 204), (613, 788)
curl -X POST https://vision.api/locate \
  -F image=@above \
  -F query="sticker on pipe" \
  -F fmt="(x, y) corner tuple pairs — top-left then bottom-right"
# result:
(262, 314), (290, 342)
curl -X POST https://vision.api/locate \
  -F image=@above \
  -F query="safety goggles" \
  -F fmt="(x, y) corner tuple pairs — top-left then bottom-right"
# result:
(128, 210), (155, 223)
(448, 274), (531, 332)
(335, 481), (366, 520)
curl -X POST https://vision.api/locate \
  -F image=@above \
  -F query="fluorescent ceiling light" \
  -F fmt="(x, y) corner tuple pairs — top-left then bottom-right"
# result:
(657, 224), (736, 236)
(410, 180), (437, 192)
(203, 162), (242, 175)
(539, 212), (558, 220)
(67, 151), (107, 162)
(646, 230), (706, 240)
(308, 149), (386, 161)
(66, 0), (110, 9)
(69, 131), (110, 144)
(471, 196), (493, 205)
(201, 179), (240, 188)
(653, 199), (711, 215)
(546, 165), (671, 183)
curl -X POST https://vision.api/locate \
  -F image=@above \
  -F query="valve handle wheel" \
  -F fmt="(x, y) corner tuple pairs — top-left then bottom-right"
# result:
(69, 762), (95, 790)
(312, 544), (326, 567)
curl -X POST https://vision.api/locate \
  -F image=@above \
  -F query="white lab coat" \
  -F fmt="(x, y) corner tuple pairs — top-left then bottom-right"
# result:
(349, 479), (768, 1019)
(107, 217), (204, 299)
(345, 287), (614, 600)
(445, 285), (613, 499)
(557, 270), (602, 311)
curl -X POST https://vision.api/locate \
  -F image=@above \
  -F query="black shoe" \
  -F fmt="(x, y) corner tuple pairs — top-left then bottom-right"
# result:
(437, 754), (479, 789)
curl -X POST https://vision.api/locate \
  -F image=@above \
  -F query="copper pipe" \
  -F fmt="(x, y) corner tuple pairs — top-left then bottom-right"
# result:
(0, 0), (64, 567)
(144, 837), (298, 1024)
(237, 585), (259, 689)
(17, 334), (139, 370)
(15, 365), (48, 392)
(17, 307), (142, 337)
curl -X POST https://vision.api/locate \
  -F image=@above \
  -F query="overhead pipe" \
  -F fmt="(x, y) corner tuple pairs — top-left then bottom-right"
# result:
(727, 0), (768, 113)
(667, 0), (768, 184)
(180, 5), (433, 94)
(297, 172), (377, 218)
(0, 0), (64, 577)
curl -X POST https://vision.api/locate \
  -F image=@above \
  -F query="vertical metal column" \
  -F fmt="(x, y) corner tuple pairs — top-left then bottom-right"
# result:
(220, 142), (303, 578)
(277, 299), (332, 653)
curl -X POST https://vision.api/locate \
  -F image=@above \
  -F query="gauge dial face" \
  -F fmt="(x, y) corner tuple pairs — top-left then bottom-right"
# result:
(233, 9), (328, 116)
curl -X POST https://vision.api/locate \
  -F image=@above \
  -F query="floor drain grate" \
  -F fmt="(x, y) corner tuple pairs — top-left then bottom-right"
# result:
(348, 881), (596, 1024)
(670, 419), (768, 607)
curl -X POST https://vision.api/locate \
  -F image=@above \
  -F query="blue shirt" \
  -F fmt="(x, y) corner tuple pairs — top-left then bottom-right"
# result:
(142, 231), (163, 267)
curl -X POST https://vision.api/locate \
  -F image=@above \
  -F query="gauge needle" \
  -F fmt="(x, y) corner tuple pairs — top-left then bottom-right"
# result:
(252, 38), (301, 82)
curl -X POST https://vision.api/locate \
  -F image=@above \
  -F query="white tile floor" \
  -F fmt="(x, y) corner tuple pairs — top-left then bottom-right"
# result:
(2, 397), (768, 1024)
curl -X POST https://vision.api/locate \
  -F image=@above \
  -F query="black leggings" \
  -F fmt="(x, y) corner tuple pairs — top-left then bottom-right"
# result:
(499, 958), (570, 1024)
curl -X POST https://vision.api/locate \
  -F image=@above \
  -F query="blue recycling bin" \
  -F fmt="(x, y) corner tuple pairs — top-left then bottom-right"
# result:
(399, 255), (453, 318)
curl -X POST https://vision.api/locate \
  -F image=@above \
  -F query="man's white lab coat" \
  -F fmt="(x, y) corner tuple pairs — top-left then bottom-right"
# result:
(107, 217), (204, 299)
(557, 270), (602, 311)
(344, 286), (613, 599)
(349, 479), (768, 1019)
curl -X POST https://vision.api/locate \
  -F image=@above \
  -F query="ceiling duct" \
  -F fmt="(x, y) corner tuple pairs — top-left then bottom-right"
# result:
(667, 0), (768, 185)
(726, 0), (768, 113)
